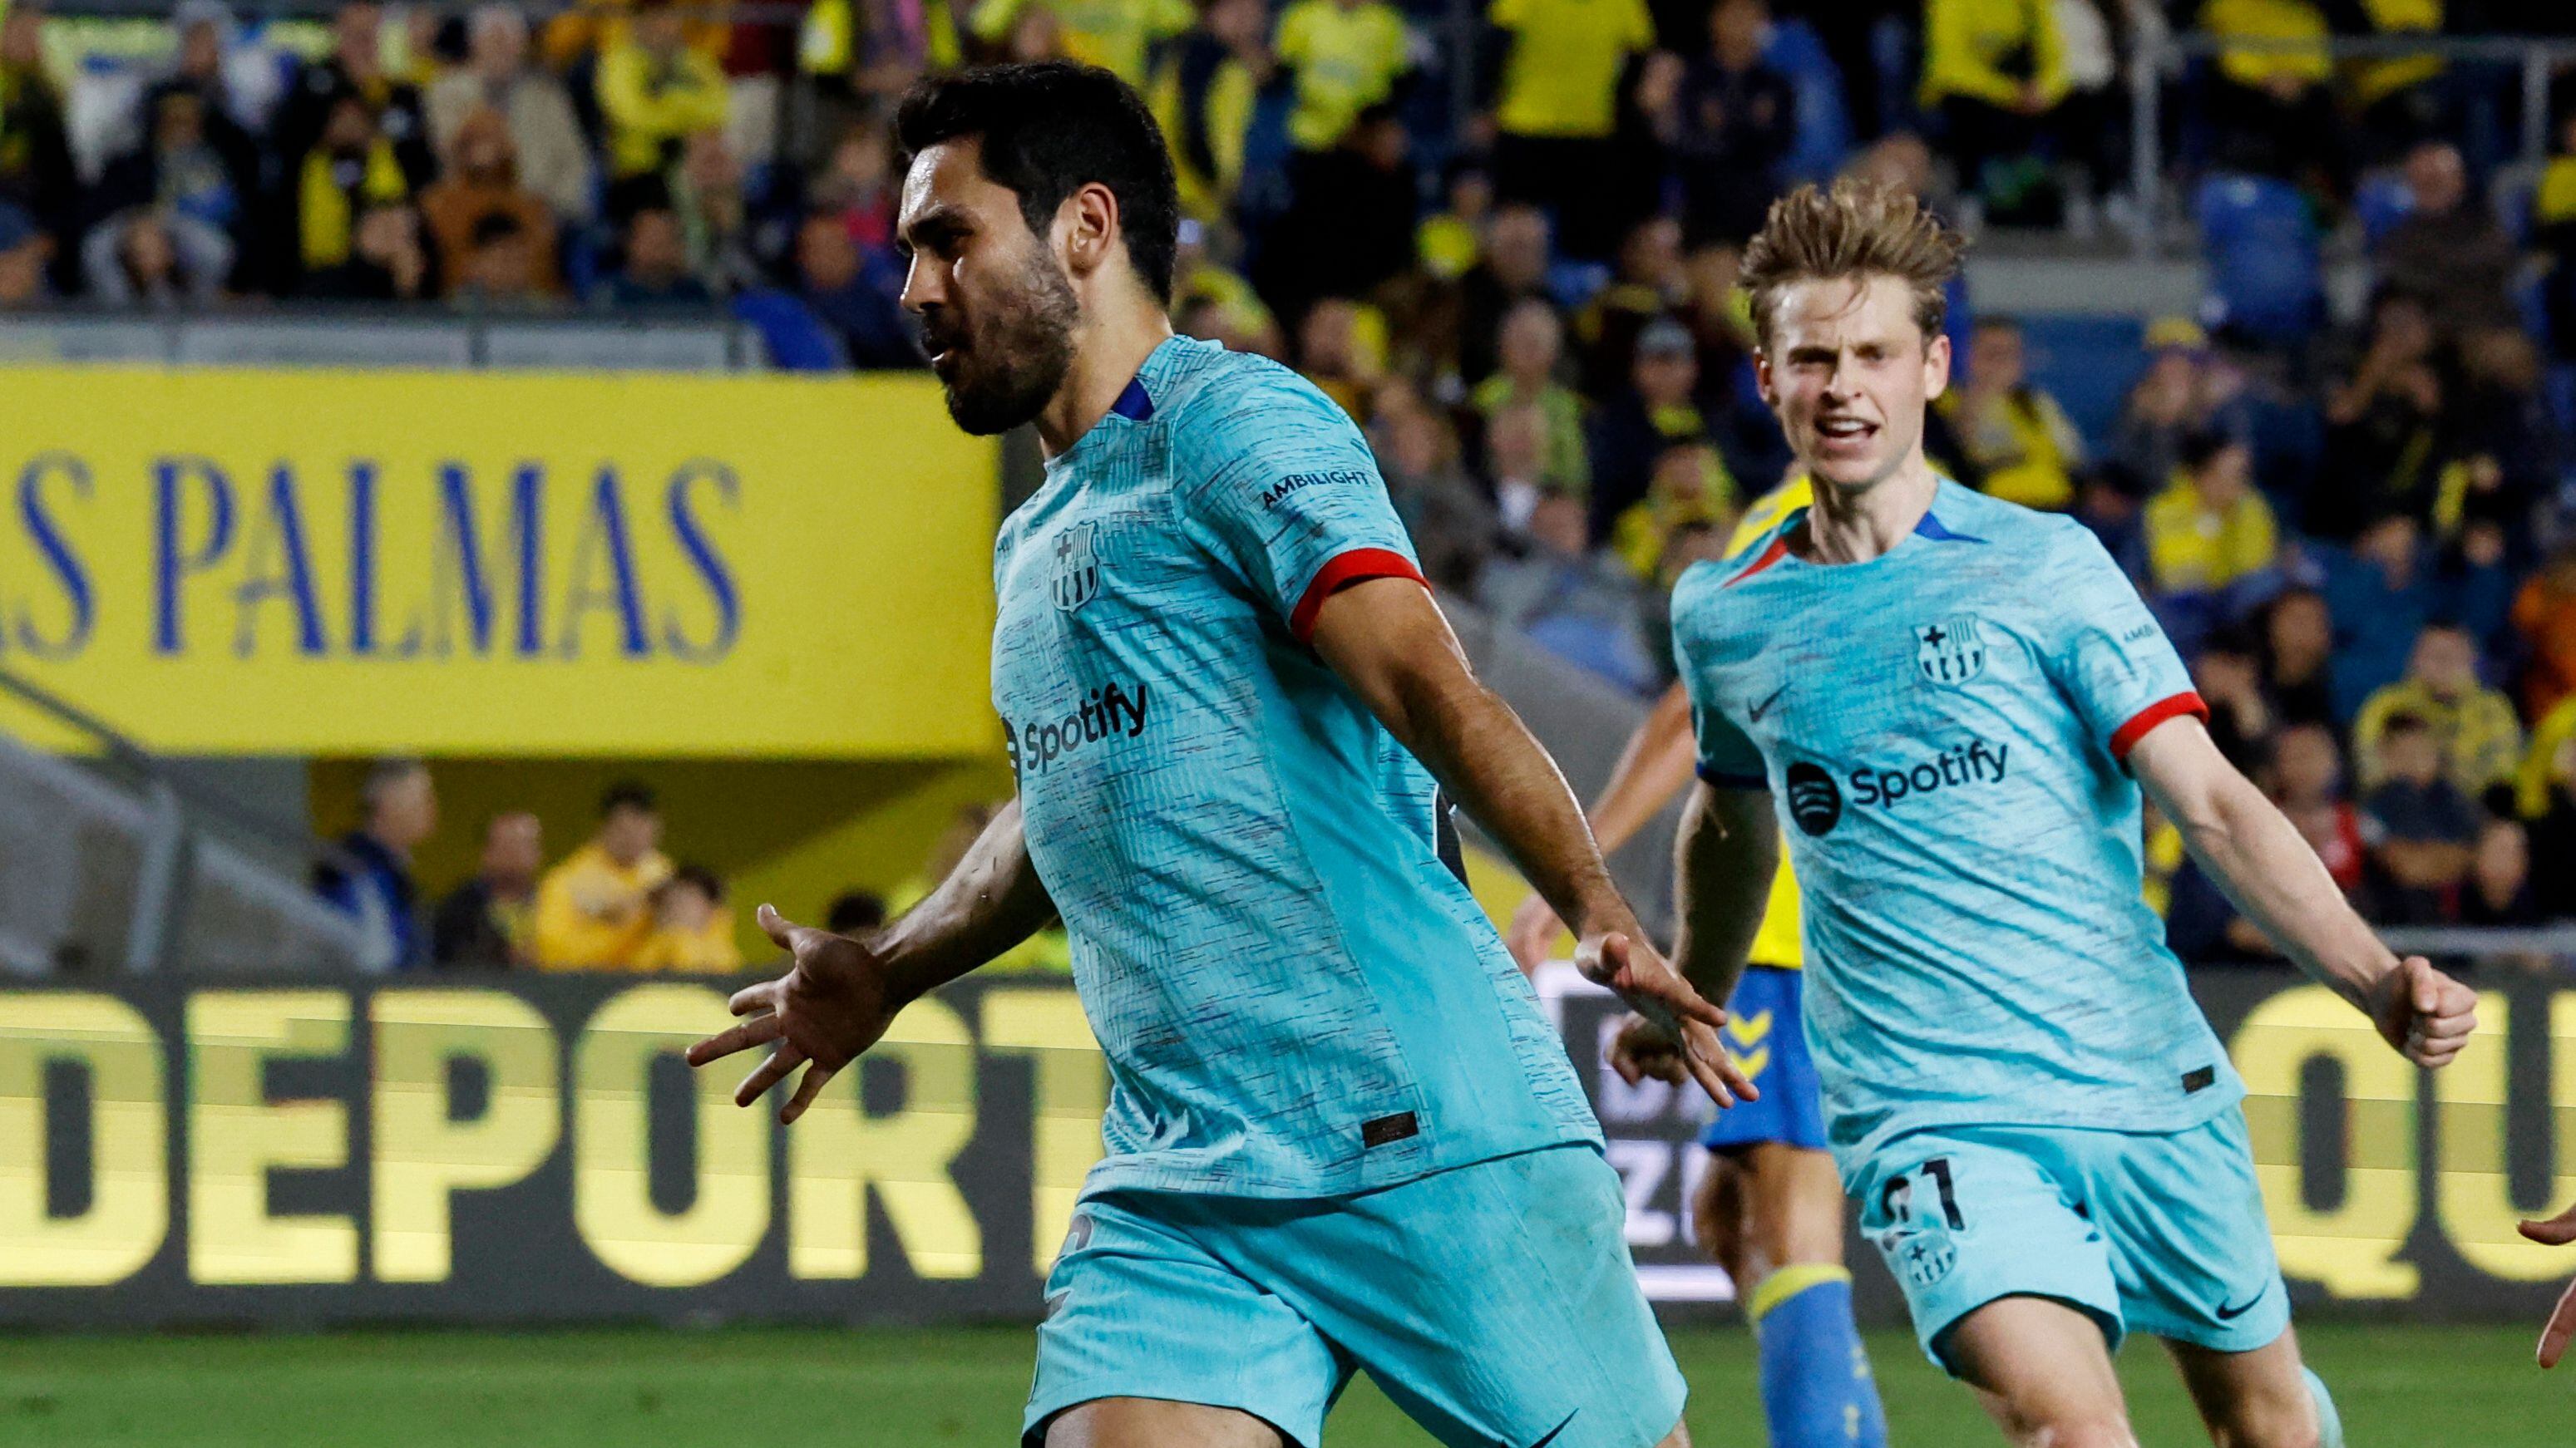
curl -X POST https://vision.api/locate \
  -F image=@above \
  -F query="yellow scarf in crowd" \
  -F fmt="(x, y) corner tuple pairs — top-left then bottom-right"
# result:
(299, 141), (409, 269)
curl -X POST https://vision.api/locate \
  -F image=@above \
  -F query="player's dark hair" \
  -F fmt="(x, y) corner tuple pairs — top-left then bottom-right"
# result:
(894, 62), (1180, 302)
(600, 781), (658, 817)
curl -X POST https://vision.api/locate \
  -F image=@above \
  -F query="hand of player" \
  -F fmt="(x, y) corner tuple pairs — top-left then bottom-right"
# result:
(2366, 956), (2478, 1068)
(1577, 929), (1757, 1107)
(2518, 1202), (2576, 1367)
(683, 904), (900, 1124)
(1605, 1011), (1680, 1086)
(1504, 892), (1565, 975)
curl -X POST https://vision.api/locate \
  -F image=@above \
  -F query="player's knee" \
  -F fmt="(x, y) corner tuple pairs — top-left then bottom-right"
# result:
(2207, 1400), (2321, 1448)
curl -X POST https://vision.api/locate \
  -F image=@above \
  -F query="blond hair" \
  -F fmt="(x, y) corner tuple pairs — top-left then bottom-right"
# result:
(1739, 180), (1967, 348)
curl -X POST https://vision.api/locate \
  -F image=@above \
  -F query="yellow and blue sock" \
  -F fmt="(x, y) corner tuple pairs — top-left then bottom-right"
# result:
(1748, 1265), (1887, 1448)
(2304, 1367), (2343, 1448)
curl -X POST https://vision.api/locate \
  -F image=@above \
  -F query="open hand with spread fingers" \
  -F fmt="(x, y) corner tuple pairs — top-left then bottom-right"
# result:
(1577, 928), (1757, 1109)
(2519, 1202), (2576, 1368)
(683, 903), (903, 1124)
(2366, 955), (2479, 1068)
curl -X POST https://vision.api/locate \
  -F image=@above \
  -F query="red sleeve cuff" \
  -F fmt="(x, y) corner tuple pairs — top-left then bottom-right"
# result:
(2109, 690), (2209, 761)
(1288, 547), (1428, 643)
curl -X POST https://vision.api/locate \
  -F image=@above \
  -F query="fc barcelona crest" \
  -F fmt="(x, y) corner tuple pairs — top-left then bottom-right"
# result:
(1049, 521), (1100, 613)
(1913, 615), (1986, 686)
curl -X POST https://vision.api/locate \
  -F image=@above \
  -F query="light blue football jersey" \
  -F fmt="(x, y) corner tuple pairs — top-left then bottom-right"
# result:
(989, 335), (1598, 1199)
(1670, 480), (2238, 1176)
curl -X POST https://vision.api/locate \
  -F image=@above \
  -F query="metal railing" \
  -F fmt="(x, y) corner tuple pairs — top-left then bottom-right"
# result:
(0, 667), (369, 976)
(2128, 31), (2576, 255)
(0, 306), (760, 372)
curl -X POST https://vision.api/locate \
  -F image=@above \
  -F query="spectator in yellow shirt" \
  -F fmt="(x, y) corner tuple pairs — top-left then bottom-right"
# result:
(1610, 441), (1735, 582)
(595, 0), (731, 194)
(1940, 316), (2083, 510)
(1150, 0), (1271, 222)
(1483, 0), (1654, 259)
(2351, 623), (2525, 800)
(2198, 0), (2337, 185)
(630, 864), (744, 973)
(1275, 0), (1409, 155)
(2143, 431), (2278, 598)
(970, 0), (1193, 87)
(1470, 298), (1591, 505)
(533, 781), (675, 969)
(1918, 0), (2065, 215)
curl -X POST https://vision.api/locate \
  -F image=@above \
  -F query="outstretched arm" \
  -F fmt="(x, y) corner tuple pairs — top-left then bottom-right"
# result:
(685, 800), (1057, 1122)
(1670, 783), (1779, 1012)
(871, 799), (1060, 997)
(2128, 716), (2476, 1067)
(1504, 682), (1698, 970)
(1609, 782), (1777, 1090)
(1310, 576), (1754, 1106)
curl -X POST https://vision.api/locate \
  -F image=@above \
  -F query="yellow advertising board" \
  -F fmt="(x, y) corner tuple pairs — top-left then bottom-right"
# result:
(0, 367), (998, 757)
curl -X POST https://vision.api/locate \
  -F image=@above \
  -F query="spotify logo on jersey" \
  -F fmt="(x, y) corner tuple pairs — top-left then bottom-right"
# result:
(1785, 761), (1843, 836)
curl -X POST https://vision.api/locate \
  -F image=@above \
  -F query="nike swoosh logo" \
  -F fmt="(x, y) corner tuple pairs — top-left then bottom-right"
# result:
(2215, 1288), (2268, 1321)
(1521, 1411), (1578, 1448)
(1749, 685), (1789, 722)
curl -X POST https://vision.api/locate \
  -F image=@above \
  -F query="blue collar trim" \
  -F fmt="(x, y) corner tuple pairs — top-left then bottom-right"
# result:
(1110, 377), (1155, 421)
(1913, 510), (1987, 544)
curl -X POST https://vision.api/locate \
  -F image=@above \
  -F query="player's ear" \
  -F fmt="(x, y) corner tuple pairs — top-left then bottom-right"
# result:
(1922, 331), (1952, 401)
(1057, 181), (1122, 282)
(1752, 347), (1779, 409)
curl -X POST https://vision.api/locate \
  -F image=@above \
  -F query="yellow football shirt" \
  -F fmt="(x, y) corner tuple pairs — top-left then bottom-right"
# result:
(1488, 0), (1652, 140)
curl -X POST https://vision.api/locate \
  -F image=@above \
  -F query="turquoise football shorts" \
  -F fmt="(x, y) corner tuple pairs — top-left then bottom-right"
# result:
(1024, 1142), (1689, 1448)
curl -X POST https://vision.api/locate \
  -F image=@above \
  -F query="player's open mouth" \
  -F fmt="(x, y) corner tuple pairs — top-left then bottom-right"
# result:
(1816, 417), (1876, 441)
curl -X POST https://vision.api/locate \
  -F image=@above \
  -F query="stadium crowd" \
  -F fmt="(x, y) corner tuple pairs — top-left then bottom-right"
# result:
(307, 764), (1073, 973)
(13, 0), (2576, 943)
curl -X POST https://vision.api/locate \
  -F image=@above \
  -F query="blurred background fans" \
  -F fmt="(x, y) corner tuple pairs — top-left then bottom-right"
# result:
(7, 0), (2576, 1443)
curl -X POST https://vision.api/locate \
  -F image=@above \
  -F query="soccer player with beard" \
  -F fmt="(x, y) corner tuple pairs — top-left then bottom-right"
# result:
(686, 63), (1752, 1448)
(1621, 180), (2480, 1448)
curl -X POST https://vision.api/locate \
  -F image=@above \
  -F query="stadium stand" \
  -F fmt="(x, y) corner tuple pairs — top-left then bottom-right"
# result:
(3, 0), (2576, 953)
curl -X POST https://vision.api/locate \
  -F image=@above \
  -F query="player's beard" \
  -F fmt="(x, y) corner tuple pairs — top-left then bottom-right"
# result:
(930, 254), (1081, 436)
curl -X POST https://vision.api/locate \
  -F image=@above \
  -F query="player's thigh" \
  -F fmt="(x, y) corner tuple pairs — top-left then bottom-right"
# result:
(1734, 1141), (1848, 1268)
(1243, 1145), (1689, 1448)
(2085, 1111), (2291, 1357)
(1851, 1128), (2125, 1373)
(1945, 1295), (2139, 1448)
(1025, 1194), (1345, 1448)
(1044, 1397), (1290, 1448)
(1690, 1150), (1750, 1278)
(2164, 1327), (2322, 1448)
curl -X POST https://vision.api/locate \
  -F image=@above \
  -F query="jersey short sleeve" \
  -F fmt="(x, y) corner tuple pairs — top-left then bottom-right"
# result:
(1690, 692), (1766, 789)
(2042, 522), (2207, 762)
(1669, 566), (1768, 789)
(1174, 363), (1426, 643)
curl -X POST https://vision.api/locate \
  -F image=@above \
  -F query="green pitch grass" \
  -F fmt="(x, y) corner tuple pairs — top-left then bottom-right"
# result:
(0, 1322), (2559, 1446)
